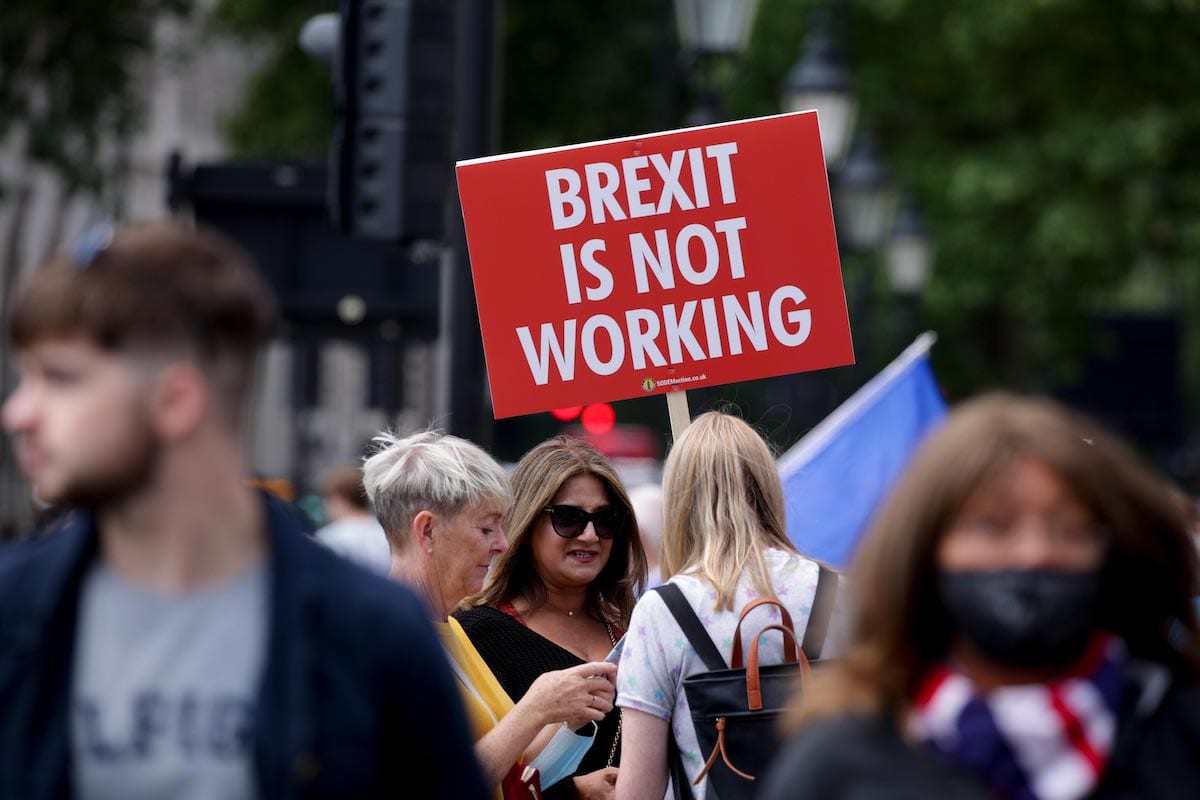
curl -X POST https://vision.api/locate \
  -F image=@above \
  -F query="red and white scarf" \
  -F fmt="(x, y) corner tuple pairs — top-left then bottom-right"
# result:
(910, 636), (1126, 800)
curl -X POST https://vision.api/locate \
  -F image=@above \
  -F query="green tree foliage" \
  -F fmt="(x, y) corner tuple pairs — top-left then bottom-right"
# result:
(502, 0), (671, 150)
(210, 0), (333, 158)
(0, 0), (190, 192)
(732, 0), (1200, 407)
(215, 0), (1200, 455)
(214, 0), (666, 158)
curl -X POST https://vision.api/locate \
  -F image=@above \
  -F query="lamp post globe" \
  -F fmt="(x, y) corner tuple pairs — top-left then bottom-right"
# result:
(833, 131), (896, 251)
(299, 13), (340, 67)
(674, 0), (762, 57)
(886, 192), (934, 295)
(782, 10), (857, 169)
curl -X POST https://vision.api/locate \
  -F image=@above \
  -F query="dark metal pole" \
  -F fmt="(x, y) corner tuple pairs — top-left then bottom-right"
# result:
(289, 331), (321, 494)
(444, 0), (500, 446)
(655, 0), (679, 131)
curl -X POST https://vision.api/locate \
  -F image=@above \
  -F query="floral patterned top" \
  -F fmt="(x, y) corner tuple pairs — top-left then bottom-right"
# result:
(615, 548), (838, 800)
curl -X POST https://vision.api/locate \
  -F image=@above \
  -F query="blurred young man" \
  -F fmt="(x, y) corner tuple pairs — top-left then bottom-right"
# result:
(0, 221), (487, 799)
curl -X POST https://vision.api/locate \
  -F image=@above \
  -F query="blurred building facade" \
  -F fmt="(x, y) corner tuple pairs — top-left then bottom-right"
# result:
(0, 9), (436, 536)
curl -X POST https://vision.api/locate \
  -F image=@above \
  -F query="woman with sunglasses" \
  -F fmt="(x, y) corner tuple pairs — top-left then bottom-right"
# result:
(366, 431), (619, 798)
(457, 436), (648, 800)
(759, 394), (1200, 800)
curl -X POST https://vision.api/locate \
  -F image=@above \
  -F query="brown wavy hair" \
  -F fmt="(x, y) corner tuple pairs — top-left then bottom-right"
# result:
(464, 436), (647, 628)
(791, 392), (1200, 727)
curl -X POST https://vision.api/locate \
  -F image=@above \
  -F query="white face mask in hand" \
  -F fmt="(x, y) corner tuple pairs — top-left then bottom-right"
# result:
(528, 720), (598, 788)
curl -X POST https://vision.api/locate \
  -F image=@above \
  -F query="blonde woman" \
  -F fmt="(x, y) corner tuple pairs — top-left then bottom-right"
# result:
(613, 412), (839, 800)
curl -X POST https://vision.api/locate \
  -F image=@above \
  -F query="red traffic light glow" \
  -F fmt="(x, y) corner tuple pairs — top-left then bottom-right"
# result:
(580, 403), (616, 435)
(550, 406), (584, 421)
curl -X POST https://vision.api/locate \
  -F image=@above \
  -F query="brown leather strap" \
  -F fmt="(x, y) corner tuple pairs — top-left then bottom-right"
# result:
(730, 598), (796, 668)
(693, 717), (755, 785)
(693, 720), (723, 783)
(746, 624), (810, 711)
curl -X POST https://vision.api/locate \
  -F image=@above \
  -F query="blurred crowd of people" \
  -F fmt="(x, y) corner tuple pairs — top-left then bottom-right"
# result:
(0, 220), (1197, 799)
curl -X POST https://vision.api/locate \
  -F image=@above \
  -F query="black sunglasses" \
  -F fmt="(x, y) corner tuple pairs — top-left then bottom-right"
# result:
(543, 504), (627, 540)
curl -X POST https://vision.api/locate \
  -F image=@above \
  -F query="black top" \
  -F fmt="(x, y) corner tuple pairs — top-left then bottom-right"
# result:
(759, 713), (986, 800)
(454, 605), (622, 798)
(759, 677), (1200, 800)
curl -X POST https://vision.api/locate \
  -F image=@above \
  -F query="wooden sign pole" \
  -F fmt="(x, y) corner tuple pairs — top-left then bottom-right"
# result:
(666, 390), (692, 442)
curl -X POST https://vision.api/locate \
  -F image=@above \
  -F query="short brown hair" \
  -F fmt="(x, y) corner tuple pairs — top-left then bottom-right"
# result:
(465, 436), (648, 628)
(794, 392), (1200, 725)
(322, 465), (370, 511)
(8, 221), (276, 423)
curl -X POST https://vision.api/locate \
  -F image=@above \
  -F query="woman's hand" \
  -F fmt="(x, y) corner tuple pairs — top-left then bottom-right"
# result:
(573, 767), (619, 800)
(522, 661), (617, 729)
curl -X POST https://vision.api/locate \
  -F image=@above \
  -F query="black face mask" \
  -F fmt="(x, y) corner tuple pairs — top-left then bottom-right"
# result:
(938, 569), (1103, 669)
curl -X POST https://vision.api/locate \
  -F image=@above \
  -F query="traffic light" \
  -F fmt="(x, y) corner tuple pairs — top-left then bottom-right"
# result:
(550, 404), (617, 436)
(167, 156), (441, 332)
(580, 404), (616, 436)
(332, 0), (454, 241)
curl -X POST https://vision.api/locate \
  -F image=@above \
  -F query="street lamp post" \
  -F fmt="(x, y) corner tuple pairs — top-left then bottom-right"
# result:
(887, 192), (933, 295)
(781, 8), (857, 169)
(832, 130), (896, 373)
(887, 191), (935, 342)
(776, 3), (900, 392)
(834, 131), (896, 253)
(670, 0), (763, 423)
(674, 0), (761, 56)
(674, 0), (761, 124)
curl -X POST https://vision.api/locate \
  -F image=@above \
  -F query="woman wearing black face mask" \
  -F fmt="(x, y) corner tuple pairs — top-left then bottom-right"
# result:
(760, 393), (1200, 800)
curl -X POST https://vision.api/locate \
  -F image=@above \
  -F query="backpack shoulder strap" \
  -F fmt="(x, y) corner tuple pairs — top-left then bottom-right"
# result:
(801, 565), (839, 661)
(666, 731), (696, 800)
(651, 583), (727, 671)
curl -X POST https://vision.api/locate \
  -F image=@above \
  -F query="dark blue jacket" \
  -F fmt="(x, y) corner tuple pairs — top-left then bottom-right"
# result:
(0, 497), (489, 799)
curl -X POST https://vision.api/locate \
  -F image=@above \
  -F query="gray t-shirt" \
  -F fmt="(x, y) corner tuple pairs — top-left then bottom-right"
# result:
(71, 560), (268, 800)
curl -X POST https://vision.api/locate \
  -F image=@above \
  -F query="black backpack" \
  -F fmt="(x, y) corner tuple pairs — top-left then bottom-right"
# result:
(652, 565), (838, 800)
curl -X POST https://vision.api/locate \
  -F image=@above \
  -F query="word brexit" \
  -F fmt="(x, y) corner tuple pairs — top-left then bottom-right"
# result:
(545, 142), (739, 230)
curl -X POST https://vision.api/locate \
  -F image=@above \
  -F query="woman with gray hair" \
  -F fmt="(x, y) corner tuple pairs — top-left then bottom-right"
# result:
(363, 430), (618, 795)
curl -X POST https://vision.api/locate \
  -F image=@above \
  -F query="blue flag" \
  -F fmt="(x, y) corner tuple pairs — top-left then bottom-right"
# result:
(778, 333), (947, 568)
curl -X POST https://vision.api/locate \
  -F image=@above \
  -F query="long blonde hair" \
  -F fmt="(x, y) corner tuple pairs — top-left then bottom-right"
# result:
(661, 412), (800, 611)
(466, 436), (647, 628)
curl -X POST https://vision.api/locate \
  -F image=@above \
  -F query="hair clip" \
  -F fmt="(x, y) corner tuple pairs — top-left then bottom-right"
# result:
(71, 221), (116, 269)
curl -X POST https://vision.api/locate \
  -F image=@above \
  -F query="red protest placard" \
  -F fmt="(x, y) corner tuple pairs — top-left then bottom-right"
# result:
(456, 111), (854, 419)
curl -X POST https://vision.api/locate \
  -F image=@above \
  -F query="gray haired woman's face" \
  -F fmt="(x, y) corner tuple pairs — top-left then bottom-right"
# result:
(434, 500), (509, 605)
